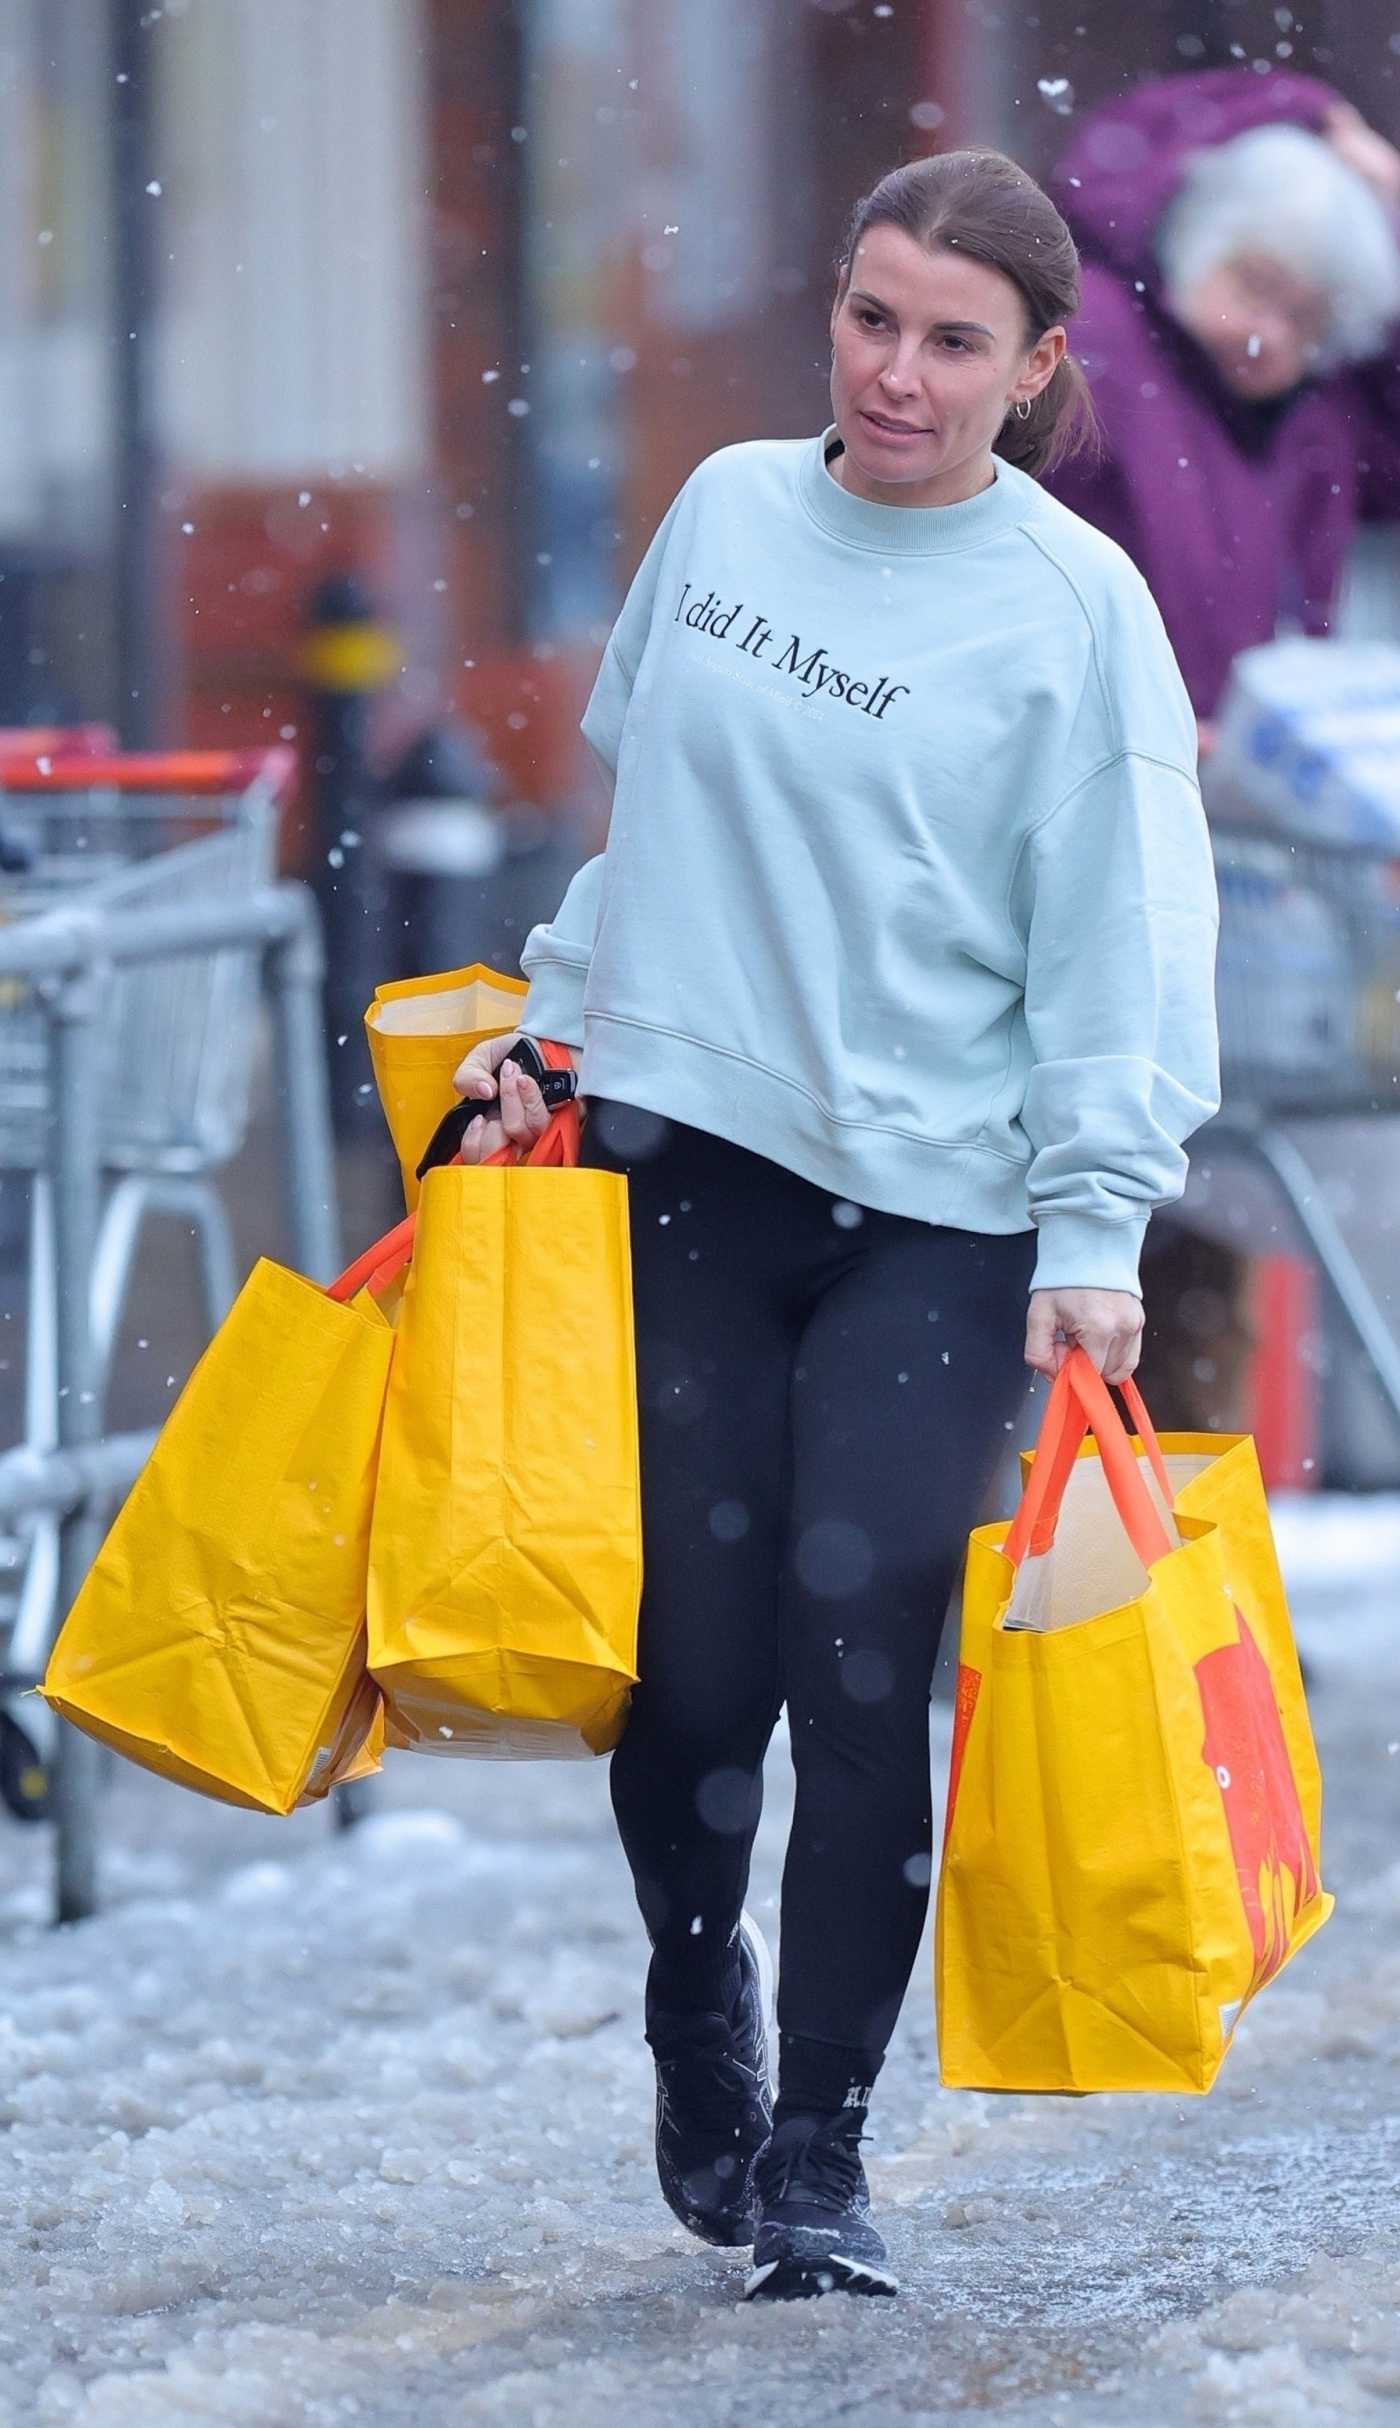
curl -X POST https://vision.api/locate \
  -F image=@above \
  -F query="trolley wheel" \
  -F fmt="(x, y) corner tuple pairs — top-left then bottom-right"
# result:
(0, 1713), (54, 1823)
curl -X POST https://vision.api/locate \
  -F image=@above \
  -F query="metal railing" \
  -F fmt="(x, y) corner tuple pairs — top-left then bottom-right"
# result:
(0, 882), (342, 1921)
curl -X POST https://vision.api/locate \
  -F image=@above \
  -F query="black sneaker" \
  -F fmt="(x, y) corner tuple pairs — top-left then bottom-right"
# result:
(650, 1912), (774, 2248)
(744, 2109), (898, 2300)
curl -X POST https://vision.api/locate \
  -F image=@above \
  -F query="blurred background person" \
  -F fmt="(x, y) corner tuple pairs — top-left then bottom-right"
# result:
(1043, 68), (1400, 1428)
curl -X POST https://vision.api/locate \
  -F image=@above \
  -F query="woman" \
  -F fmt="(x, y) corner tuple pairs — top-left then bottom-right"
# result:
(1044, 70), (1400, 1431)
(454, 151), (1219, 2303)
(1045, 69), (1400, 740)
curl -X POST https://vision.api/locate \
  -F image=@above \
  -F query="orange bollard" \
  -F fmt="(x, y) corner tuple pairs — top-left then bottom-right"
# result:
(1246, 1254), (1320, 1491)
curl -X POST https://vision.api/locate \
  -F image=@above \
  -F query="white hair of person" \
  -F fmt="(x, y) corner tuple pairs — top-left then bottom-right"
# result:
(1155, 122), (1400, 370)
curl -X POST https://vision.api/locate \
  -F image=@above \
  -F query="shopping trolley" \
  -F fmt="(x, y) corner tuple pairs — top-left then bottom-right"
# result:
(0, 748), (292, 1816)
(1210, 815), (1400, 1429)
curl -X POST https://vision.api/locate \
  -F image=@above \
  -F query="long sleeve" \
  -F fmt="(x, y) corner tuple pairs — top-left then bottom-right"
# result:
(1050, 69), (1336, 269)
(518, 486), (689, 1046)
(519, 853), (605, 1049)
(574, 481), (690, 780)
(1017, 752), (1221, 1296)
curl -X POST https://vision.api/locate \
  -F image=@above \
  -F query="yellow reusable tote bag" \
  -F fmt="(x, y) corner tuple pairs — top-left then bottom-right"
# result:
(936, 1349), (1331, 2096)
(367, 1088), (642, 1758)
(365, 962), (528, 1212)
(41, 1237), (405, 1815)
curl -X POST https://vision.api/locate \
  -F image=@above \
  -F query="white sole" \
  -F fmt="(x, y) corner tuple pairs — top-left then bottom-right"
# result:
(743, 2250), (899, 2302)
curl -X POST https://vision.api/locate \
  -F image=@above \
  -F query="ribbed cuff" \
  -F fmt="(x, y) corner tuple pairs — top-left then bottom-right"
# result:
(518, 956), (588, 1052)
(1029, 1209), (1149, 1297)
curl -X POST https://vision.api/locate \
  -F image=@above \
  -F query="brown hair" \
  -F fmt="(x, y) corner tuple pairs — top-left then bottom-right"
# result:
(836, 150), (1099, 480)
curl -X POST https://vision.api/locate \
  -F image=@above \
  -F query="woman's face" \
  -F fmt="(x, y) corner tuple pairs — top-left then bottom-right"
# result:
(828, 224), (1064, 510)
(1172, 251), (1329, 398)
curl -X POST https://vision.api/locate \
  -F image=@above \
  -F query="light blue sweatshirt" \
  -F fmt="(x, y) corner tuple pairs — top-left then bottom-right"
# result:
(520, 429), (1220, 1295)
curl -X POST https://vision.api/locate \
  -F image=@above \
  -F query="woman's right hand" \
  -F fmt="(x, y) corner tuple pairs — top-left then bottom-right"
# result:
(1323, 101), (1400, 207)
(450, 1031), (574, 1164)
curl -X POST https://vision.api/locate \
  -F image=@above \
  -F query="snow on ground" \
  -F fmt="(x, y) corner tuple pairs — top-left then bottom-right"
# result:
(0, 1496), (1397, 2427)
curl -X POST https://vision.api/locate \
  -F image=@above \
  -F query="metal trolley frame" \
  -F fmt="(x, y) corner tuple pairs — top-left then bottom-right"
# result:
(0, 752), (296, 1817)
(0, 882), (341, 1919)
(0, 749), (344, 1917)
(1210, 815), (1400, 1429)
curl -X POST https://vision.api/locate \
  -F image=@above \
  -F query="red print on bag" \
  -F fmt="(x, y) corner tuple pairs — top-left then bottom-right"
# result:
(1196, 1610), (1320, 1993)
(942, 1664), (982, 1843)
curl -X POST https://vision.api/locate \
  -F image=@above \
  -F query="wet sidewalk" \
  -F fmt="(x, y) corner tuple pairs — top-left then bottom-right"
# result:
(0, 1498), (1396, 2425)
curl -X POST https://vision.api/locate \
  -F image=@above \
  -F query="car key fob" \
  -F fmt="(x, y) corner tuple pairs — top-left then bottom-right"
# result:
(416, 1037), (578, 1179)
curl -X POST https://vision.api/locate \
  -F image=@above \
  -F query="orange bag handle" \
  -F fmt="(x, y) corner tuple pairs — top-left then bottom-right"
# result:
(1004, 1348), (1175, 1572)
(1012, 1360), (1172, 1562)
(324, 1041), (579, 1307)
(326, 1212), (416, 1306)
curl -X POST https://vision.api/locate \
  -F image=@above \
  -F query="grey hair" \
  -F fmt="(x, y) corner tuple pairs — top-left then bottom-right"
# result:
(1155, 123), (1400, 370)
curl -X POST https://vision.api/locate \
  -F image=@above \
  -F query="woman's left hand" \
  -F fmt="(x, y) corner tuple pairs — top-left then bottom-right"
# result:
(1025, 1287), (1144, 1385)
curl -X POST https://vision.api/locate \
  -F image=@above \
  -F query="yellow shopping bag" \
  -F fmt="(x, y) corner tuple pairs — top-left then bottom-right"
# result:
(41, 1243), (404, 1815)
(365, 963), (528, 1212)
(366, 1088), (642, 1758)
(935, 1349), (1332, 2095)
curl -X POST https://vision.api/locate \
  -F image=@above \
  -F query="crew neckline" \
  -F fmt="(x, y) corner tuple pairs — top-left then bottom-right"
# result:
(798, 425), (1037, 555)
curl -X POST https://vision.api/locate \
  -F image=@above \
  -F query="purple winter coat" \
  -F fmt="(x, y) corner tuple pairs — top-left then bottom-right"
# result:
(1044, 69), (1400, 718)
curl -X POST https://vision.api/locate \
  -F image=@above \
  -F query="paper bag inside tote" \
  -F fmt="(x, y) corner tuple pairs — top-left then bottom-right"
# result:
(365, 964), (528, 1211)
(1004, 1382), (1218, 1631)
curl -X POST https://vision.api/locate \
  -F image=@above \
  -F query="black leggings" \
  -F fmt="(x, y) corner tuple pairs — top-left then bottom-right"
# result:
(581, 1100), (1035, 2101)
